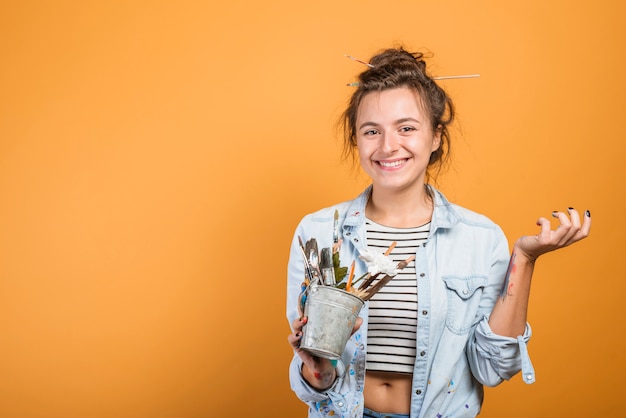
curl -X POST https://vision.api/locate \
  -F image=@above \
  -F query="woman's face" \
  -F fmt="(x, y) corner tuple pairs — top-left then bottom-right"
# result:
(356, 87), (441, 194)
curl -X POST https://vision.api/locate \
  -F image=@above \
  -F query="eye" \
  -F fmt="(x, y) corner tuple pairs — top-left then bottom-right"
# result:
(400, 126), (417, 133)
(363, 129), (379, 136)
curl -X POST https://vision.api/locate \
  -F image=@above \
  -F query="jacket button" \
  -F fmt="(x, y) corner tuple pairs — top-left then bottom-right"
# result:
(419, 273), (425, 277)
(415, 389), (422, 395)
(422, 310), (428, 315)
(420, 351), (426, 356)
(337, 401), (344, 407)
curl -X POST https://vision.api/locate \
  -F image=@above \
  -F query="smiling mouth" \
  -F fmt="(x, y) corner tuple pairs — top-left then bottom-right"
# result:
(377, 159), (407, 168)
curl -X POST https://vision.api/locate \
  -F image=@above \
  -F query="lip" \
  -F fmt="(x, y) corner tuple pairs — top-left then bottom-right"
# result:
(375, 158), (409, 169)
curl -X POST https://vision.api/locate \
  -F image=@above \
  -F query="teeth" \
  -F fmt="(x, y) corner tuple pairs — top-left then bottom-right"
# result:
(379, 160), (405, 167)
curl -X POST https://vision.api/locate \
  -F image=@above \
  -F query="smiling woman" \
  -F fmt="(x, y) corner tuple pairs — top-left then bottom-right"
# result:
(355, 88), (441, 220)
(286, 47), (591, 417)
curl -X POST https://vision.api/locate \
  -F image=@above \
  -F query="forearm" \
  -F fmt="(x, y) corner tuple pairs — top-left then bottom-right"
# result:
(488, 247), (535, 337)
(301, 362), (336, 391)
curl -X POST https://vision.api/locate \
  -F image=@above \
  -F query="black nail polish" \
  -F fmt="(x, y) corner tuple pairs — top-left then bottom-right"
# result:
(585, 210), (591, 217)
(568, 207), (574, 211)
(551, 211), (558, 218)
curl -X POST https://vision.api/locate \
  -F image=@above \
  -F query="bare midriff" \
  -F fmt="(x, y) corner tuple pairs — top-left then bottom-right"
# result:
(364, 370), (413, 414)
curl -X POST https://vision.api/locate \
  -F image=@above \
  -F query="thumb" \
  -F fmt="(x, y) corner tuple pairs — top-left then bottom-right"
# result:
(351, 317), (363, 335)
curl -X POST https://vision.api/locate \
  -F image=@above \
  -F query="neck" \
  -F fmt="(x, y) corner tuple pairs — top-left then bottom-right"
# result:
(366, 184), (434, 228)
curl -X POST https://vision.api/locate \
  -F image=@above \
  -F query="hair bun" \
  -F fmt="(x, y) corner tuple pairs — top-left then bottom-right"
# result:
(368, 48), (427, 72)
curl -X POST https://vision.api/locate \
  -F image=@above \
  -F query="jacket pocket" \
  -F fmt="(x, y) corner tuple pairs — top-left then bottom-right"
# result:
(442, 275), (488, 335)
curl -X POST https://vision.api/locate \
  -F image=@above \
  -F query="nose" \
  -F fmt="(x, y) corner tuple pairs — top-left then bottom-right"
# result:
(380, 131), (400, 154)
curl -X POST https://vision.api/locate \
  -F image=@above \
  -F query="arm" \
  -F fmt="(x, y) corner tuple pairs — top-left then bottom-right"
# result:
(468, 208), (591, 386)
(286, 227), (338, 392)
(286, 220), (363, 401)
(489, 208), (592, 337)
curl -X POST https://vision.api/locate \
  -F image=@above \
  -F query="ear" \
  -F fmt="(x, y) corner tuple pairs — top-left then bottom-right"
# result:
(431, 125), (442, 152)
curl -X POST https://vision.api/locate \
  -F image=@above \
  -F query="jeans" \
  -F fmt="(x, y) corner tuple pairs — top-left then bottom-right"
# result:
(362, 407), (410, 418)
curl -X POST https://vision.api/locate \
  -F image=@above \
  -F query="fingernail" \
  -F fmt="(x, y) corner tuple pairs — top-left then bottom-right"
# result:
(585, 210), (591, 217)
(295, 332), (301, 338)
(568, 207), (574, 211)
(551, 211), (558, 218)
(301, 317), (308, 324)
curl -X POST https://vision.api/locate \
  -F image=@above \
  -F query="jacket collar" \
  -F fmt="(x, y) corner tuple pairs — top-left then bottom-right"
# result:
(343, 185), (460, 234)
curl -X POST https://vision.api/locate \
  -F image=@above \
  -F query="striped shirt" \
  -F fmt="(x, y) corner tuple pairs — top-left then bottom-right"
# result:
(365, 218), (430, 374)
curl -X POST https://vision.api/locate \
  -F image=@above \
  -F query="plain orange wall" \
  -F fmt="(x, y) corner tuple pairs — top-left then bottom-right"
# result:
(1, 1), (624, 417)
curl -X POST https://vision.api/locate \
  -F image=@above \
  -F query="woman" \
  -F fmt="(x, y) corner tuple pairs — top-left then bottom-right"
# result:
(286, 47), (590, 417)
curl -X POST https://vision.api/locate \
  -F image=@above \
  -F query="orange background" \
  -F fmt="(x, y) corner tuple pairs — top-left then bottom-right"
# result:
(1, 1), (624, 417)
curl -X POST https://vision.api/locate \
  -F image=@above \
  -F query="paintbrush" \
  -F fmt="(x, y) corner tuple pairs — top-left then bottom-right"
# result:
(357, 242), (397, 290)
(319, 247), (335, 286)
(298, 246), (316, 285)
(305, 238), (322, 284)
(357, 272), (377, 291)
(345, 260), (356, 292)
(362, 255), (415, 301)
(298, 236), (317, 285)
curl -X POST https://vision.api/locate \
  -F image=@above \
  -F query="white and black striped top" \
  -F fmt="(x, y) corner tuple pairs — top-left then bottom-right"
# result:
(365, 218), (430, 374)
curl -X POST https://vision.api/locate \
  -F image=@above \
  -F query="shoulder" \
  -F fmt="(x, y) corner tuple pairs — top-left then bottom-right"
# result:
(298, 188), (368, 227)
(449, 204), (508, 251)
(451, 203), (500, 229)
(431, 189), (510, 257)
(432, 187), (504, 234)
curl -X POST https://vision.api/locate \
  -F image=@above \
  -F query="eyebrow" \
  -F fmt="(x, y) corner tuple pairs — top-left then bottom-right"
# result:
(358, 118), (422, 130)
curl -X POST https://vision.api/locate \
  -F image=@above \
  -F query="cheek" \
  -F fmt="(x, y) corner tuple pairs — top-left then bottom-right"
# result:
(356, 143), (373, 169)
(357, 148), (367, 166)
(356, 140), (366, 159)
(356, 142), (373, 161)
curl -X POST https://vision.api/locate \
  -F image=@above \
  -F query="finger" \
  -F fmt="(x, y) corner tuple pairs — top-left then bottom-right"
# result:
(566, 207), (582, 229)
(580, 210), (592, 237)
(551, 210), (572, 230)
(287, 330), (303, 350)
(351, 317), (363, 335)
(291, 316), (307, 333)
(536, 217), (552, 241)
(569, 209), (592, 243)
(557, 207), (582, 244)
(550, 211), (573, 244)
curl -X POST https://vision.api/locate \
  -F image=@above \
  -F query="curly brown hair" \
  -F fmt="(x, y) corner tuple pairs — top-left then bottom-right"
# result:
(340, 47), (455, 182)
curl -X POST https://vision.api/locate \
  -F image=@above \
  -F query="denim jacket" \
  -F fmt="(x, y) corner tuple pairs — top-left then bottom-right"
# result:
(287, 186), (534, 418)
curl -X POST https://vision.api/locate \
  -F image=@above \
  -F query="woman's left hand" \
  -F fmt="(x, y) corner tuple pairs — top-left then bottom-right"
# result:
(514, 208), (591, 263)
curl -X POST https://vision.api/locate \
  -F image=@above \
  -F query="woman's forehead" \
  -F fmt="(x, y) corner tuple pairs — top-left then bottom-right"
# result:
(357, 88), (426, 121)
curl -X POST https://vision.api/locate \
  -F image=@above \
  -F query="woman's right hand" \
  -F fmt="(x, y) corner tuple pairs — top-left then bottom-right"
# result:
(287, 315), (363, 391)
(288, 316), (337, 390)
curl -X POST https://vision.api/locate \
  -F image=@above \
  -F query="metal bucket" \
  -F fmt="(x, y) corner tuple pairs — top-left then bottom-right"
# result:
(300, 285), (364, 360)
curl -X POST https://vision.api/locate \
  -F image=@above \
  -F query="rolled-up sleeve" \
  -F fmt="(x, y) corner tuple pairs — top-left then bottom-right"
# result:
(289, 355), (348, 402)
(467, 319), (534, 386)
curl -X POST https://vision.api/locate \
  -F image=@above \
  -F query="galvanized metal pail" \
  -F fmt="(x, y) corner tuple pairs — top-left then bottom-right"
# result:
(300, 285), (364, 360)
